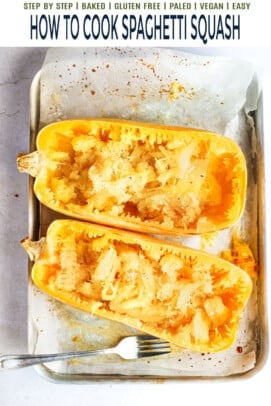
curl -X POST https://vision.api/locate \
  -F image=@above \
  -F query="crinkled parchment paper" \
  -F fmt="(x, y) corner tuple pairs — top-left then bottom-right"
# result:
(29, 47), (261, 379)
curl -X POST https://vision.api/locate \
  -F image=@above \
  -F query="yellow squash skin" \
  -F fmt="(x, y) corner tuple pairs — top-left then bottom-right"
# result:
(24, 219), (253, 353)
(17, 119), (247, 235)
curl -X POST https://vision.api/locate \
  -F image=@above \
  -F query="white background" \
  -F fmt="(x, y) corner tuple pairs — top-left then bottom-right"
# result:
(0, 0), (271, 46)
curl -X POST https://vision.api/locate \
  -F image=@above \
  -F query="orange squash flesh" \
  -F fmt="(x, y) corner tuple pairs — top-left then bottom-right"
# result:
(17, 119), (247, 235)
(221, 232), (257, 279)
(22, 219), (253, 353)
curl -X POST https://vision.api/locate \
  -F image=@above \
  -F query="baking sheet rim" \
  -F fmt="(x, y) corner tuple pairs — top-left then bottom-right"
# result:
(27, 66), (268, 383)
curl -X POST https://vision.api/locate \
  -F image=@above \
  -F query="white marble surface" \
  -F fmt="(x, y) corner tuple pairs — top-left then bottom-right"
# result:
(0, 47), (271, 406)
(0, 48), (47, 356)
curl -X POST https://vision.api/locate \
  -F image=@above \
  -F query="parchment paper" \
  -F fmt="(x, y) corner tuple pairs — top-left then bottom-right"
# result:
(29, 47), (261, 379)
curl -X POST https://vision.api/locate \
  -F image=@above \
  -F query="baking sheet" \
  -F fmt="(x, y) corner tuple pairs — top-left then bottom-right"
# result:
(28, 47), (266, 381)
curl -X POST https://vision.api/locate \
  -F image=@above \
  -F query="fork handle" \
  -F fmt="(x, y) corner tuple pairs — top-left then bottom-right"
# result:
(0, 349), (111, 370)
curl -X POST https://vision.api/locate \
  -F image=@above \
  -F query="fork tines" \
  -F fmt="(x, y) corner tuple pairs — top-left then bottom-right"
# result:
(137, 335), (171, 358)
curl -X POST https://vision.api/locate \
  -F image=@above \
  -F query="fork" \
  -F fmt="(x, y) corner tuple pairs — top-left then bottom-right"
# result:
(0, 335), (171, 370)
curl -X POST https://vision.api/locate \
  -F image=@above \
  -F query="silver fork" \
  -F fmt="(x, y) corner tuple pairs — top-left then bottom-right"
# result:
(0, 335), (171, 370)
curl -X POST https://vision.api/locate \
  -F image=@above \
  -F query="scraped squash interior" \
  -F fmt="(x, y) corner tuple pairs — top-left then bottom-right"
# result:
(29, 220), (252, 352)
(33, 119), (246, 234)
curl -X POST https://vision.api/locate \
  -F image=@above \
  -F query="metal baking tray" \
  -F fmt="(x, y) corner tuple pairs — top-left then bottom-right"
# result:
(26, 50), (268, 383)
